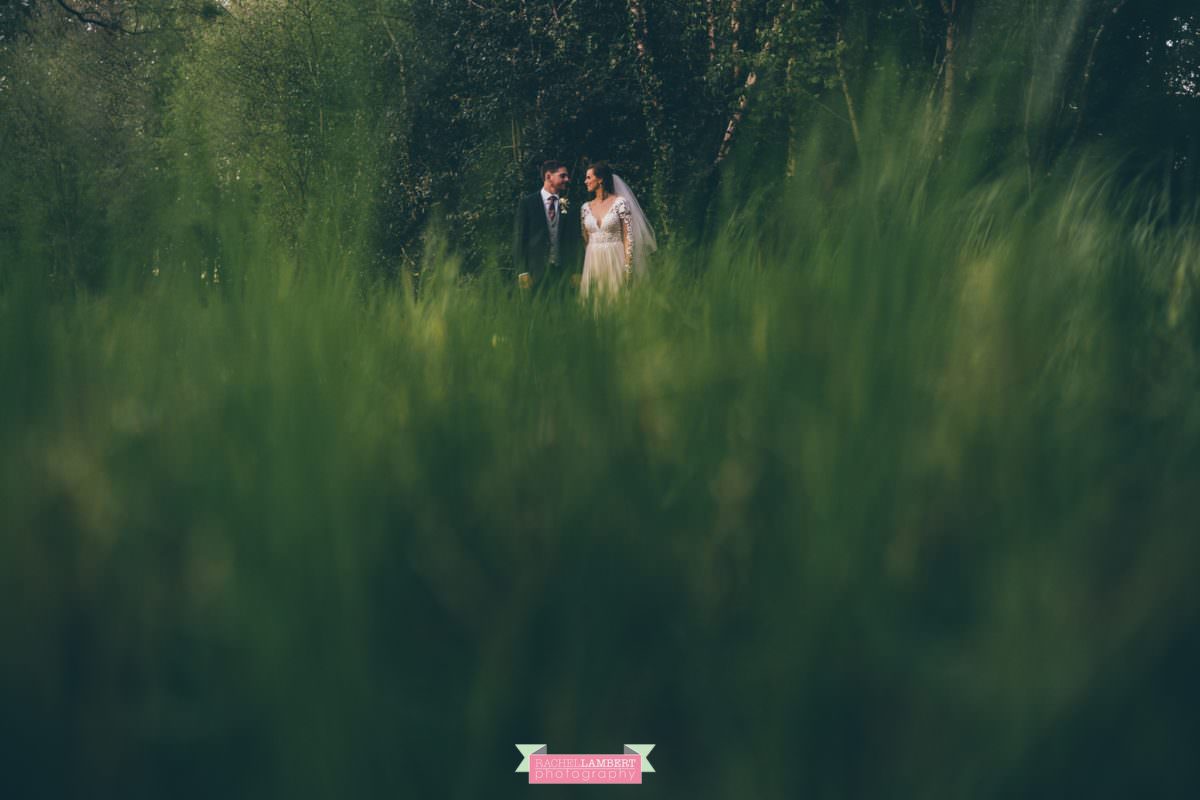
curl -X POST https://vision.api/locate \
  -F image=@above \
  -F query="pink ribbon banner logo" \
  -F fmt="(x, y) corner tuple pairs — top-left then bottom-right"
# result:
(514, 744), (655, 785)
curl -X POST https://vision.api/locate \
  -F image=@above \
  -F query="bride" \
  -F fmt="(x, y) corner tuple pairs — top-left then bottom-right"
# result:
(580, 161), (656, 299)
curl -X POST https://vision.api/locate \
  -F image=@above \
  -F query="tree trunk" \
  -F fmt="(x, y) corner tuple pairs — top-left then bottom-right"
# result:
(715, 9), (785, 166)
(1065, 0), (1129, 153)
(730, 0), (742, 84)
(935, 0), (959, 148)
(626, 0), (672, 237)
(835, 28), (861, 156)
(706, 0), (716, 64)
(715, 71), (757, 165)
(787, 52), (798, 177)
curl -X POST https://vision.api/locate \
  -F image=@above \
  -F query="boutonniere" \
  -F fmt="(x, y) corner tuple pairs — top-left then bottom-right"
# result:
(558, 196), (570, 216)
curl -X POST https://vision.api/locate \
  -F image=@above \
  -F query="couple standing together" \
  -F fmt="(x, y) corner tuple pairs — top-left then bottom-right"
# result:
(513, 160), (656, 299)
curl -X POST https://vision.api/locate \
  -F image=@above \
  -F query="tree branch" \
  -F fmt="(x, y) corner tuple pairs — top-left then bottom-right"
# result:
(55, 1), (135, 33)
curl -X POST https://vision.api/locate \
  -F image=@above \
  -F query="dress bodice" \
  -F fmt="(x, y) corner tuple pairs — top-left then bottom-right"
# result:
(582, 198), (630, 245)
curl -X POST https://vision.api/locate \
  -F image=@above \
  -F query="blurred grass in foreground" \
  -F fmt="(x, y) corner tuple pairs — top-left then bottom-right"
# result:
(3, 108), (1200, 800)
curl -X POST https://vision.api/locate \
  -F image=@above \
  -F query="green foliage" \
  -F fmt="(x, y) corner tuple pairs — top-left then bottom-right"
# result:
(3, 1), (1197, 280)
(175, 1), (388, 242)
(3, 76), (1200, 796)
(1, 11), (1199, 793)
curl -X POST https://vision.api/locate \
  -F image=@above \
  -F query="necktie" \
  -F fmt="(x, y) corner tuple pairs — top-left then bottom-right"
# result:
(548, 196), (557, 224)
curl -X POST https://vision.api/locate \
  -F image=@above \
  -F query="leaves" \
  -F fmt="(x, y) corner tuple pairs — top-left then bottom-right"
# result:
(1, 0), (1196, 281)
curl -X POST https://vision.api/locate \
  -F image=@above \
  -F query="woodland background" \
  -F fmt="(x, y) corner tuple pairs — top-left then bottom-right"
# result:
(2, 4), (1200, 800)
(1, 1), (1197, 279)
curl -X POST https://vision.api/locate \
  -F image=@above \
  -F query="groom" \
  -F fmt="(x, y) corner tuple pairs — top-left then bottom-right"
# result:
(512, 160), (581, 292)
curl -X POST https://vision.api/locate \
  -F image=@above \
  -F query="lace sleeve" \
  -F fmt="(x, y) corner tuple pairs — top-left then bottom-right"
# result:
(616, 198), (633, 268)
(580, 202), (589, 245)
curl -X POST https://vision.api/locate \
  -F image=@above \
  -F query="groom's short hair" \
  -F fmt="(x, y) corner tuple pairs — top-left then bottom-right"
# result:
(541, 159), (565, 178)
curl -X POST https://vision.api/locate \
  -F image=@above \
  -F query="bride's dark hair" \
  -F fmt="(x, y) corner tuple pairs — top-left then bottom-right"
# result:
(588, 161), (615, 194)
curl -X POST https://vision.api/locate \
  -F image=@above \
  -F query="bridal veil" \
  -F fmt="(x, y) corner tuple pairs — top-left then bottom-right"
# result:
(612, 175), (657, 277)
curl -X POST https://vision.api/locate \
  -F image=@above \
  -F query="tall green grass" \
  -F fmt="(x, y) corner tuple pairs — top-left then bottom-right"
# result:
(3, 108), (1200, 799)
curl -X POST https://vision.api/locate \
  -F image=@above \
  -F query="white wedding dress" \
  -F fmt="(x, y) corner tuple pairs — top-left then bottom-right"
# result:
(580, 197), (634, 299)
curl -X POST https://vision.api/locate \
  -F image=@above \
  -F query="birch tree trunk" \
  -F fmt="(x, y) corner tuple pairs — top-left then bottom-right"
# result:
(715, 8), (785, 166)
(935, 0), (960, 148)
(835, 28), (862, 156)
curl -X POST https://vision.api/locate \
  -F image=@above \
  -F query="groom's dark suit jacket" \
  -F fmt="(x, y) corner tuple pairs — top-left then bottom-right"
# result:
(512, 191), (581, 287)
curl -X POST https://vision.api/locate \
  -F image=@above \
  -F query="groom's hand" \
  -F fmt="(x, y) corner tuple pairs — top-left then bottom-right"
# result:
(518, 272), (533, 289)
